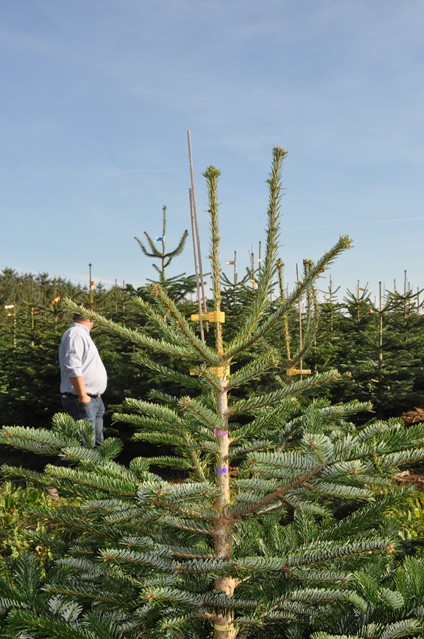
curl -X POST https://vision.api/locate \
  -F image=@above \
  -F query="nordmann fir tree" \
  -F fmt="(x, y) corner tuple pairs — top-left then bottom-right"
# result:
(2, 148), (424, 638)
(134, 204), (189, 284)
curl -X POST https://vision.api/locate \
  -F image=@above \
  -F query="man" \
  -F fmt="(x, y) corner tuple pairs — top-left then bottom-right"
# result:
(59, 306), (107, 447)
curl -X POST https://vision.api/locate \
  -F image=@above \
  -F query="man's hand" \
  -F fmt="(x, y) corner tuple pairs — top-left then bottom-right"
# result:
(71, 376), (91, 403)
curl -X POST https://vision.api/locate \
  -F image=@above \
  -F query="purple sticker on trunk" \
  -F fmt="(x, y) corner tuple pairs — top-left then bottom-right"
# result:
(217, 466), (229, 475)
(213, 429), (229, 437)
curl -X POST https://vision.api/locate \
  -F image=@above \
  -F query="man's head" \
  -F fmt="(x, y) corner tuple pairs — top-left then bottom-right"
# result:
(73, 303), (95, 327)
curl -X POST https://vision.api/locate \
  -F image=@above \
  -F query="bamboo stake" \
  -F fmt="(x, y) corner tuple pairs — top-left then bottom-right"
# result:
(189, 187), (205, 342)
(296, 264), (304, 376)
(187, 130), (207, 342)
(277, 259), (291, 362)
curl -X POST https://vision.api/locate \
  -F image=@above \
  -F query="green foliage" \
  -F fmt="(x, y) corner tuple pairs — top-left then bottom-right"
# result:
(134, 204), (189, 285)
(2, 242), (424, 437)
(391, 490), (424, 544)
(0, 481), (57, 559)
(309, 285), (424, 418)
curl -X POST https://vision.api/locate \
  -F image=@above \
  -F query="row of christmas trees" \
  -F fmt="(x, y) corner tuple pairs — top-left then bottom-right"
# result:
(1, 265), (424, 429)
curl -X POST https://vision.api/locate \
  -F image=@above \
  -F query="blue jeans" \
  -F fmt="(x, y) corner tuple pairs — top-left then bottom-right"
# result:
(61, 395), (105, 447)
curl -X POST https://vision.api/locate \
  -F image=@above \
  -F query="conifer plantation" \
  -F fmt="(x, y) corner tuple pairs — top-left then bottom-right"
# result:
(1, 149), (424, 638)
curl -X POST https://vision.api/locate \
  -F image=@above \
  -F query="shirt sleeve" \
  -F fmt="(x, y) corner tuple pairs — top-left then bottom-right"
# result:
(62, 331), (85, 378)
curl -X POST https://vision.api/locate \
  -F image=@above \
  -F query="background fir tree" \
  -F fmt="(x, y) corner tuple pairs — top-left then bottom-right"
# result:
(2, 261), (424, 433)
(378, 287), (424, 416)
(134, 204), (186, 279)
(309, 284), (424, 419)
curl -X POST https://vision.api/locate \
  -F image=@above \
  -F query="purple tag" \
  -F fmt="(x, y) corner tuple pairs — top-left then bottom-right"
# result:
(217, 466), (229, 475)
(213, 429), (228, 437)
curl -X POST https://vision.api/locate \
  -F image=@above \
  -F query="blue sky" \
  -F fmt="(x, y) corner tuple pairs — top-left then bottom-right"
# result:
(1, 0), (423, 299)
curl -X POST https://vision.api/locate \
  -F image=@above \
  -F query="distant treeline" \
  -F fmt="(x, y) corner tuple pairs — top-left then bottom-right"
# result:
(1, 266), (423, 439)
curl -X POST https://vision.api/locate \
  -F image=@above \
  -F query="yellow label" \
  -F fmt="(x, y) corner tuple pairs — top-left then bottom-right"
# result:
(209, 365), (230, 378)
(190, 311), (226, 323)
(286, 368), (312, 376)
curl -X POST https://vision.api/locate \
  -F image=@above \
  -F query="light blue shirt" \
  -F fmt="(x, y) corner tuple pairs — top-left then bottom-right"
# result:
(59, 322), (107, 395)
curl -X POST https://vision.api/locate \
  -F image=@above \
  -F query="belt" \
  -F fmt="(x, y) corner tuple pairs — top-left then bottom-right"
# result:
(62, 392), (99, 399)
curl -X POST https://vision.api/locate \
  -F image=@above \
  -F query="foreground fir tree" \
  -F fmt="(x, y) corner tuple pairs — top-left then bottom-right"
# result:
(1, 148), (424, 639)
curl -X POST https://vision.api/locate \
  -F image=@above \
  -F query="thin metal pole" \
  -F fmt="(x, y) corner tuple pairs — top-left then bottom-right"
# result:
(189, 187), (205, 342)
(296, 264), (304, 375)
(378, 281), (383, 405)
(187, 130), (207, 322)
(187, 130), (206, 310)
(187, 131), (204, 343)
(89, 263), (94, 304)
(249, 247), (255, 289)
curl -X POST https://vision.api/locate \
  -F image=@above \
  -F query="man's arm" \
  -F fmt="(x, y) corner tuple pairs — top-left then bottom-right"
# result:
(70, 376), (91, 403)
